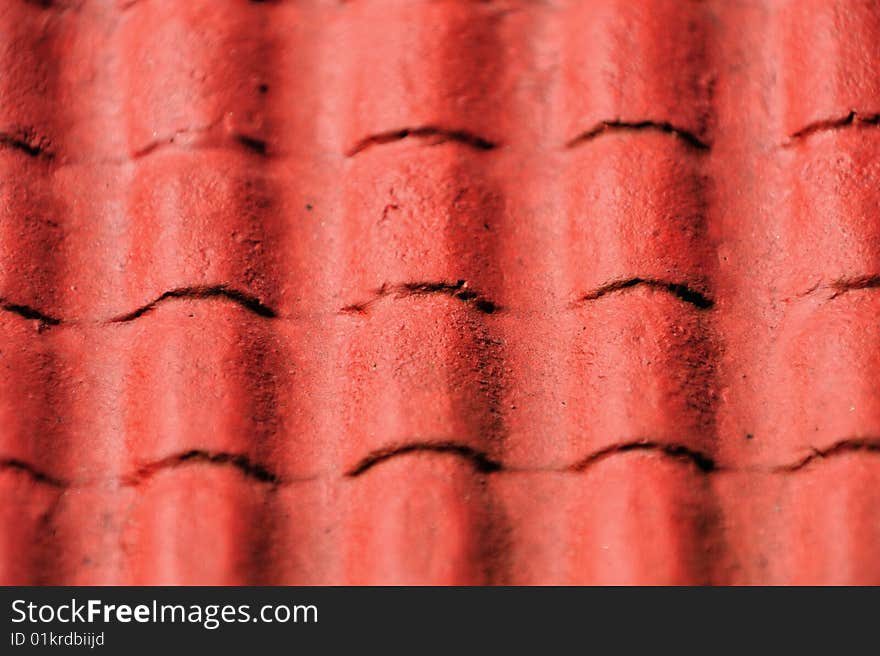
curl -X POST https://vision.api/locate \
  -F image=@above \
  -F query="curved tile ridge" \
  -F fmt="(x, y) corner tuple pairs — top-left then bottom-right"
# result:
(793, 274), (880, 302)
(131, 120), (271, 159)
(340, 280), (498, 315)
(574, 277), (714, 310)
(122, 450), (283, 486)
(0, 126), (54, 159)
(786, 110), (880, 143)
(0, 458), (66, 487)
(774, 438), (880, 472)
(108, 285), (278, 322)
(0, 298), (62, 326)
(566, 119), (710, 150)
(568, 441), (717, 474)
(346, 441), (503, 477)
(346, 126), (498, 157)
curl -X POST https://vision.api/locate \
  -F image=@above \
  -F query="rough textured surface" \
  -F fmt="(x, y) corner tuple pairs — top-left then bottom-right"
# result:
(3, 0), (880, 585)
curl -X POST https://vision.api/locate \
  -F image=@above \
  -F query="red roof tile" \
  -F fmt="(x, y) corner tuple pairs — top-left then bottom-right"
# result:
(2, 0), (880, 584)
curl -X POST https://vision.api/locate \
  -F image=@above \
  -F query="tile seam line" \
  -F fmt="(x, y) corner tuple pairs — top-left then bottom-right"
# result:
(10, 275), (880, 333)
(8, 438), (880, 489)
(0, 274), (725, 327)
(0, 114), (719, 167)
(12, 270), (880, 329)
(8, 105), (879, 167)
(0, 136), (710, 167)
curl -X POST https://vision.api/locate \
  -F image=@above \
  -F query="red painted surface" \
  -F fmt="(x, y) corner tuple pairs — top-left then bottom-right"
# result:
(2, 0), (880, 584)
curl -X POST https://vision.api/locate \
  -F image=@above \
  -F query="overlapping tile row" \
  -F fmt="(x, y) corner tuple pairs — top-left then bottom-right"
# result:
(2, 0), (880, 584)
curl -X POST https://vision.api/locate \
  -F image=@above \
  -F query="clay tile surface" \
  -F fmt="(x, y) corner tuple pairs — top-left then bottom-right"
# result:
(2, 0), (880, 585)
